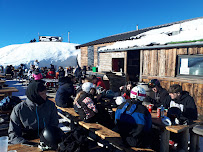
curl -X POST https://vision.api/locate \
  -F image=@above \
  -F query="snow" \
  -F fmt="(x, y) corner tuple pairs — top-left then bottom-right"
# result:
(0, 42), (81, 68)
(99, 18), (203, 51)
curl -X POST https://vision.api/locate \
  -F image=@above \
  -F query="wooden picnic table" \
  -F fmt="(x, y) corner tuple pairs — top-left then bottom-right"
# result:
(0, 87), (18, 97)
(8, 139), (55, 152)
(0, 75), (5, 78)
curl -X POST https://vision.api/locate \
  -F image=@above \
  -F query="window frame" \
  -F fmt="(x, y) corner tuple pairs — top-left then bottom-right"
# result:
(176, 54), (203, 78)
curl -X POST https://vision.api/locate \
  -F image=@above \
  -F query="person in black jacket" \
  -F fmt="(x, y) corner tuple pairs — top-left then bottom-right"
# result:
(55, 76), (75, 108)
(144, 79), (171, 109)
(115, 86), (152, 148)
(164, 84), (197, 121)
(58, 66), (65, 79)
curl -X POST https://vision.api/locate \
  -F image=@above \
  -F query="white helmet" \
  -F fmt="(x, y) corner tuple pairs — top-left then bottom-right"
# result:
(115, 96), (126, 105)
(130, 86), (146, 101)
(82, 82), (95, 93)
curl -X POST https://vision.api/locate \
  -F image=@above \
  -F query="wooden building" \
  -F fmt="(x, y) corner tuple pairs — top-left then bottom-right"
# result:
(76, 17), (203, 117)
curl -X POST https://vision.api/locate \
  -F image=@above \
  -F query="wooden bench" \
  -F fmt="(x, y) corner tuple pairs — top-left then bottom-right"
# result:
(49, 98), (154, 152)
(0, 87), (19, 97)
(0, 94), (6, 100)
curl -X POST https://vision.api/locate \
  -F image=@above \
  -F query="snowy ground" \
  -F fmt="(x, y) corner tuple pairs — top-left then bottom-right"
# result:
(4, 80), (203, 151)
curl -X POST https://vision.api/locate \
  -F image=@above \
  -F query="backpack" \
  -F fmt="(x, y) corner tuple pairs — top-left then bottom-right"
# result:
(58, 128), (89, 152)
(0, 96), (22, 111)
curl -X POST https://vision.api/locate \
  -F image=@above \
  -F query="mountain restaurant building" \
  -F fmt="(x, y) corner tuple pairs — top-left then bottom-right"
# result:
(76, 18), (203, 117)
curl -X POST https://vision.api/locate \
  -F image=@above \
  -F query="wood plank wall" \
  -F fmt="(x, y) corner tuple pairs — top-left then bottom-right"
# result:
(141, 46), (203, 116)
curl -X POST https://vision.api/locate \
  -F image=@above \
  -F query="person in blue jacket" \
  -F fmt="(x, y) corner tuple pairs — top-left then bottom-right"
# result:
(55, 76), (75, 108)
(115, 86), (152, 148)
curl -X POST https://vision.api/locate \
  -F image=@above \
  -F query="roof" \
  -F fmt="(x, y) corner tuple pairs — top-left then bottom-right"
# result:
(76, 17), (203, 49)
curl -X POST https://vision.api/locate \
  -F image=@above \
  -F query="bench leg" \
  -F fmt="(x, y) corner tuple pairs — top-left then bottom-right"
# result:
(160, 129), (170, 152)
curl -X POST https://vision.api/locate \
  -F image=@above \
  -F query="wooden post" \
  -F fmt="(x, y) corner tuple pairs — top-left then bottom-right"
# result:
(139, 50), (143, 82)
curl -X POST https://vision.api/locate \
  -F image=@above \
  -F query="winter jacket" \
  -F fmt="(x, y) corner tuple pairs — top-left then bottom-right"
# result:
(46, 70), (55, 79)
(58, 69), (65, 79)
(75, 93), (98, 122)
(95, 77), (106, 89)
(115, 99), (152, 147)
(32, 71), (43, 80)
(8, 99), (59, 144)
(55, 79), (75, 108)
(164, 91), (198, 121)
(144, 87), (170, 108)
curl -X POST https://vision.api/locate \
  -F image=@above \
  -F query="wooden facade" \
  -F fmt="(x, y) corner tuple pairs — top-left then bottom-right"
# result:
(140, 46), (203, 116)
(80, 42), (114, 68)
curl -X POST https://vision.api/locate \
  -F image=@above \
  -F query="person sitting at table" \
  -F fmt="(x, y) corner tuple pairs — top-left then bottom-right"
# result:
(115, 86), (152, 148)
(32, 68), (43, 81)
(164, 84), (198, 151)
(90, 75), (106, 90)
(144, 79), (171, 109)
(74, 82), (114, 128)
(55, 76), (75, 108)
(164, 84), (197, 122)
(8, 81), (59, 144)
(119, 81), (134, 99)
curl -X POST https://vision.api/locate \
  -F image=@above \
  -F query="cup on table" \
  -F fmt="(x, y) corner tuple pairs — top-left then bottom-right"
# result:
(0, 136), (8, 152)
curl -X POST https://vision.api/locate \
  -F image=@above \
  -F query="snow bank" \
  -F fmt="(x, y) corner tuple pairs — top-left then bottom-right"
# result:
(0, 42), (81, 68)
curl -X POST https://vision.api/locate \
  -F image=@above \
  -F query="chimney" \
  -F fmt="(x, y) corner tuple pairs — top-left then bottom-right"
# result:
(136, 25), (139, 30)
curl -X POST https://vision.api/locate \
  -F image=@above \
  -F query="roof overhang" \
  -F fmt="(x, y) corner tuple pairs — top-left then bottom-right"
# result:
(98, 42), (203, 53)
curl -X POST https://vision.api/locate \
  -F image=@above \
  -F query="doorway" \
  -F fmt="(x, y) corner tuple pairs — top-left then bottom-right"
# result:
(127, 50), (140, 82)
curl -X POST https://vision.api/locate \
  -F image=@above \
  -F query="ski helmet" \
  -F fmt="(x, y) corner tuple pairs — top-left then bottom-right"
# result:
(39, 126), (64, 150)
(130, 86), (146, 101)
(115, 96), (126, 105)
(82, 82), (95, 93)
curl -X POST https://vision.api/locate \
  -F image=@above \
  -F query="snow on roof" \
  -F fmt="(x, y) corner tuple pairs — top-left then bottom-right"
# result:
(0, 42), (81, 68)
(99, 18), (203, 52)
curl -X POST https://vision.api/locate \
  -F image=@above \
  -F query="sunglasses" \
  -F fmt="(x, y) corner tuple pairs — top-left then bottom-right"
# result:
(148, 82), (156, 88)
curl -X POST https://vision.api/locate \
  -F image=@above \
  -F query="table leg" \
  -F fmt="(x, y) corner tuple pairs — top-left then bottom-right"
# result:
(189, 131), (199, 152)
(160, 129), (170, 152)
(180, 128), (189, 152)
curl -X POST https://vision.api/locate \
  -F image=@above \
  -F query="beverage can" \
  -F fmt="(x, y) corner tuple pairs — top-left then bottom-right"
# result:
(157, 107), (161, 118)
(148, 104), (152, 113)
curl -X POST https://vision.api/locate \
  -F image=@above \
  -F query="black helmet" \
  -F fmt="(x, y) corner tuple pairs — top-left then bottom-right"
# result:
(167, 107), (182, 125)
(148, 79), (160, 88)
(39, 126), (65, 150)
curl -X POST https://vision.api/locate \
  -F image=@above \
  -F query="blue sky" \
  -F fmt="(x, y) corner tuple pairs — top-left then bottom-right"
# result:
(0, 0), (203, 48)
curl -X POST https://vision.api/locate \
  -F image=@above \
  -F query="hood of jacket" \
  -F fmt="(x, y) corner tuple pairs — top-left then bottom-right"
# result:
(26, 81), (47, 105)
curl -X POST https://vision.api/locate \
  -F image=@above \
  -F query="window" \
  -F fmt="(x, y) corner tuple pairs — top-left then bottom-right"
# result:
(177, 55), (203, 77)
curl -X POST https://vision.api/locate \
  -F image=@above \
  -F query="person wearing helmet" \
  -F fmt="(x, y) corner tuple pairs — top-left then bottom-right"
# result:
(8, 81), (59, 144)
(145, 79), (170, 109)
(74, 82), (98, 122)
(115, 86), (152, 148)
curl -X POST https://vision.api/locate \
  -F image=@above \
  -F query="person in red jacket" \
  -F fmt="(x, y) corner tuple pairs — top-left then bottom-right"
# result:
(90, 75), (106, 90)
